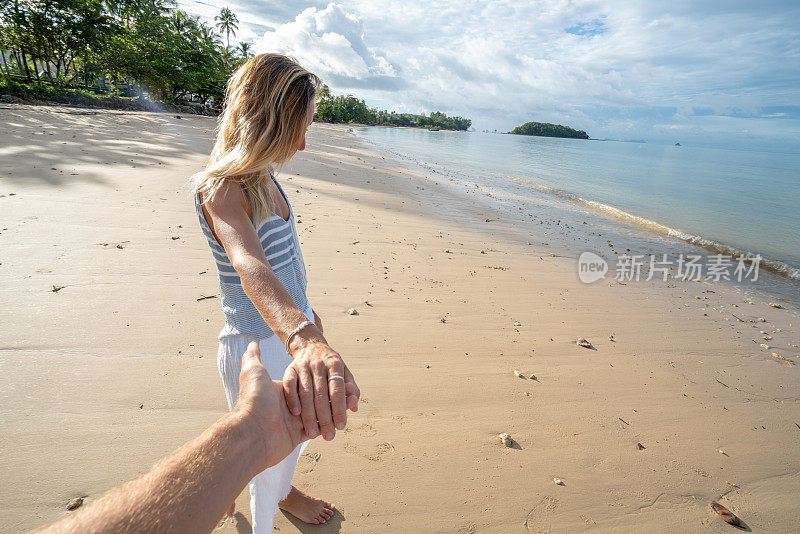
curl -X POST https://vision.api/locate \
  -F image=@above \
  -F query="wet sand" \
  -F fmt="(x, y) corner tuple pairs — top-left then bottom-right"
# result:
(1, 105), (799, 533)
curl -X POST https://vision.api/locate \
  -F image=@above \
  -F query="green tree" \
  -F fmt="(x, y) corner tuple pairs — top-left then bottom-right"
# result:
(236, 40), (251, 63)
(214, 6), (237, 56)
(312, 84), (471, 130)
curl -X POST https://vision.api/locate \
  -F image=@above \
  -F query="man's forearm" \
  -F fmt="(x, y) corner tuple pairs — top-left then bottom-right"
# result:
(39, 412), (261, 534)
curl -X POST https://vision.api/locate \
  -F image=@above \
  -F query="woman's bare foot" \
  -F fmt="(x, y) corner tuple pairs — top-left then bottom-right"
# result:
(279, 486), (335, 524)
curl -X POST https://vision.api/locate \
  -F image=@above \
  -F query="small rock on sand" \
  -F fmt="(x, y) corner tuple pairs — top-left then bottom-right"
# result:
(498, 433), (513, 447)
(347, 308), (358, 315)
(513, 369), (525, 379)
(514, 321), (521, 327)
(553, 477), (564, 486)
(576, 338), (593, 349)
(440, 317), (447, 323)
(758, 317), (766, 322)
(66, 497), (84, 510)
(769, 302), (783, 309)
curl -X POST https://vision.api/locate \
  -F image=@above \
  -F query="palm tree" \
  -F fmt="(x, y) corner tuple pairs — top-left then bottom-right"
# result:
(237, 41), (252, 59)
(214, 7), (238, 54)
(198, 23), (218, 46)
(172, 11), (190, 36)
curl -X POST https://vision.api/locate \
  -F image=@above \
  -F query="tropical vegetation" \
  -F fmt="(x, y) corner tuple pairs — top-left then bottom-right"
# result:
(314, 84), (471, 131)
(509, 121), (589, 139)
(0, 0), (251, 109)
(0, 5), (473, 128)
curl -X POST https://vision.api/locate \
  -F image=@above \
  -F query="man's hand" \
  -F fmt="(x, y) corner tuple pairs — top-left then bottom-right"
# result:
(312, 308), (324, 333)
(282, 330), (360, 442)
(36, 342), (313, 534)
(234, 342), (308, 472)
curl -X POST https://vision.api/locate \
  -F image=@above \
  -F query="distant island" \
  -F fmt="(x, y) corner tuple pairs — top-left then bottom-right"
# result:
(509, 121), (589, 139)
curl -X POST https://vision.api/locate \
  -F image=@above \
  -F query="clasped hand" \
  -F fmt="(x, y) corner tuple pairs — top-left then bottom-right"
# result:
(282, 324), (360, 441)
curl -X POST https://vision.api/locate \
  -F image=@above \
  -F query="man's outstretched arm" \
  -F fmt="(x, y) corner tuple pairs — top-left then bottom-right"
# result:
(38, 342), (308, 534)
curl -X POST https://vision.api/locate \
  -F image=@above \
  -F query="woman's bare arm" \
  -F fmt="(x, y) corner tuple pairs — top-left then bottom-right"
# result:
(202, 181), (310, 340)
(201, 181), (359, 441)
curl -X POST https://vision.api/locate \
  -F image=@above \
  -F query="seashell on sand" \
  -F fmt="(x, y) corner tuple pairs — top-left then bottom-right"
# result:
(66, 497), (84, 511)
(710, 501), (741, 526)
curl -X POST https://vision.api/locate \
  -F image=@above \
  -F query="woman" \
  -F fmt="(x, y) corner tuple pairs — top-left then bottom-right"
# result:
(191, 53), (360, 531)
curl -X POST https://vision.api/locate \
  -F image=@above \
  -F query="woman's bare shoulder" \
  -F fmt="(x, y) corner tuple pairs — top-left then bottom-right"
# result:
(200, 180), (250, 218)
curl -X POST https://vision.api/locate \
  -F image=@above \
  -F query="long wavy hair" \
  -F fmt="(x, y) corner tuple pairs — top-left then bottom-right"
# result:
(191, 53), (320, 222)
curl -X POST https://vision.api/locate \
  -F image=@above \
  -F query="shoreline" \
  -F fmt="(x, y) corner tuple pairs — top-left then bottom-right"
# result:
(352, 126), (800, 305)
(2, 106), (799, 532)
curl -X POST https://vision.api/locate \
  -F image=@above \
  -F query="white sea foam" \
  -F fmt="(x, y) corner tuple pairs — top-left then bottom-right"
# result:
(352, 127), (800, 283)
(578, 198), (800, 281)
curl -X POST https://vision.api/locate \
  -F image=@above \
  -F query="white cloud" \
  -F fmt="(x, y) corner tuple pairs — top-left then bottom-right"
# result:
(179, 0), (800, 147)
(253, 4), (398, 81)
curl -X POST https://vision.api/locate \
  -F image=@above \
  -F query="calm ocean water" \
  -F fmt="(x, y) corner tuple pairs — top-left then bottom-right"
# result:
(354, 127), (800, 282)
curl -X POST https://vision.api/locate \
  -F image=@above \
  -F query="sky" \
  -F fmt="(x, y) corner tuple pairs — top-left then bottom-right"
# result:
(178, 0), (800, 150)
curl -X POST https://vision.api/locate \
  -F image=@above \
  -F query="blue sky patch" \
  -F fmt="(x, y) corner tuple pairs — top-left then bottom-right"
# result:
(565, 19), (606, 37)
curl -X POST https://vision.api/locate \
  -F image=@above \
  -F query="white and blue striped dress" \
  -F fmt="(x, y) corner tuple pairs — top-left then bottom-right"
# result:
(194, 170), (313, 533)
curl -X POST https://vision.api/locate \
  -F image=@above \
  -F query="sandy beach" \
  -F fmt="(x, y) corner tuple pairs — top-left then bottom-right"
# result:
(2, 104), (799, 533)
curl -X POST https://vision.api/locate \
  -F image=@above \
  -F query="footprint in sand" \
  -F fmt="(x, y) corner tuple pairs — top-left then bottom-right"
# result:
(343, 440), (395, 462)
(367, 442), (395, 461)
(296, 451), (321, 474)
(356, 422), (378, 437)
(524, 496), (559, 534)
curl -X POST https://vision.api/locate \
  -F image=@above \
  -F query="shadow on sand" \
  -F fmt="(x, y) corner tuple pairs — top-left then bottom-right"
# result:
(0, 104), (216, 188)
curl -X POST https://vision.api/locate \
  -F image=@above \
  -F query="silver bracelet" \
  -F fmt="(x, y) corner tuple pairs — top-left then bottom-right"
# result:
(285, 320), (314, 354)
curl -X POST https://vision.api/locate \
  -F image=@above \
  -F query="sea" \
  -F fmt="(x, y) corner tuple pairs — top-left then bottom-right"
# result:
(353, 126), (800, 301)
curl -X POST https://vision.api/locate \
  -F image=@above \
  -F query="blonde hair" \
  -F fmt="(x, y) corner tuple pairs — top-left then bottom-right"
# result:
(192, 53), (320, 222)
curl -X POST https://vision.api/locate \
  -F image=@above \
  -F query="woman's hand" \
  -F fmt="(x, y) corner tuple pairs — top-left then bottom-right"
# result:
(283, 328), (360, 441)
